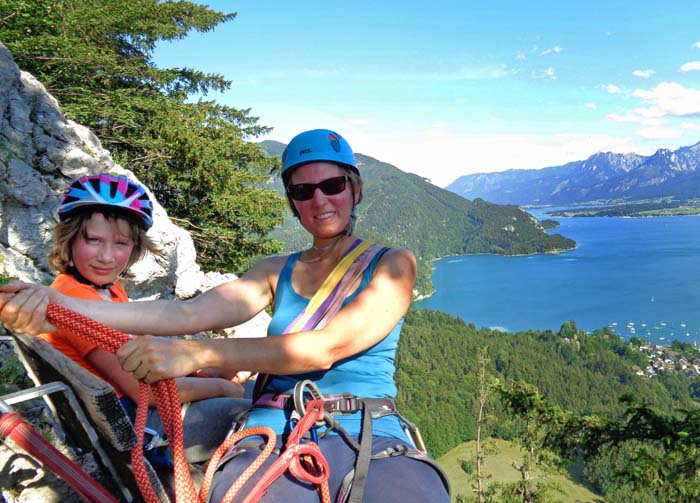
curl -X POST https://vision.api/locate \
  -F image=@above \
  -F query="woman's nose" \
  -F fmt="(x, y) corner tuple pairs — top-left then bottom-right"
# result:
(310, 187), (328, 203)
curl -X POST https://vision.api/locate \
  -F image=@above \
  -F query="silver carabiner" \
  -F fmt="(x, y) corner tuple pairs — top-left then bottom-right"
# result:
(292, 380), (325, 427)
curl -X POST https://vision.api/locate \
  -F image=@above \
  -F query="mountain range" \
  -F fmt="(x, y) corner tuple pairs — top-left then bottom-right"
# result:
(446, 140), (700, 206)
(260, 140), (574, 296)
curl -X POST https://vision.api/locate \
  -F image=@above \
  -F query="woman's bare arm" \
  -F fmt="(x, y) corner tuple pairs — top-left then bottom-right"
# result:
(118, 249), (417, 382)
(0, 256), (284, 336)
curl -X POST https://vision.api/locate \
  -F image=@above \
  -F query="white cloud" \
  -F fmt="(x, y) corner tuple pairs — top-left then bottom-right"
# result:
(603, 84), (623, 94)
(242, 65), (516, 85)
(608, 113), (642, 123)
(692, 41), (700, 49)
(585, 103), (597, 110)
(543, 67), (557, 80)
(540, 46), (564, 56)
(682, 122), (700, 130)
(260, 112), (668, 185)
(607, 111), (664, 126)
(636, 127), (682, 140)
(516, 51), (527, 61)
(632, 69), (656, 78)
(631, 82), (700, 117)
(680, 61), (700, 72)
(634, 107), (667, 120)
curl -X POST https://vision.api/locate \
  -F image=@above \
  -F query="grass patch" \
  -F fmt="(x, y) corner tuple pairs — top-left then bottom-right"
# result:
(438, 438), (603, 502)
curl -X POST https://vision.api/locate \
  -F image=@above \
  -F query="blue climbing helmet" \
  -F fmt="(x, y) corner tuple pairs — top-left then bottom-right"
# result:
(281, 129), (358, 176)
(57, 174), (154, 229)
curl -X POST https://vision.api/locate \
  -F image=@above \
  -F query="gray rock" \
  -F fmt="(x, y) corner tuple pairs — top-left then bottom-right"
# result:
(0, 41), (269, 337)
(0, 41), (269, 502)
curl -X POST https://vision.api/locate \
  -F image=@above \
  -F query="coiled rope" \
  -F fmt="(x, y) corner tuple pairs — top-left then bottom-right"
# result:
(46, 303), (331, 503)
(47, 303), (196, 502)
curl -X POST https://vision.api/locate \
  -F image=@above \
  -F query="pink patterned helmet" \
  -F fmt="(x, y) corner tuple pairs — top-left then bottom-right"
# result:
(57, 174), (153, 229)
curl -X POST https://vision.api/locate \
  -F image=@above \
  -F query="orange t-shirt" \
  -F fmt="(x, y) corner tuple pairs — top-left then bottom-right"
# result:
(39, 273), (129, 396)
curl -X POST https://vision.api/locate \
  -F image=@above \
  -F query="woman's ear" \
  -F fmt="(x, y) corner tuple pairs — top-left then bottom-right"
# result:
(353, 186), (362, 205)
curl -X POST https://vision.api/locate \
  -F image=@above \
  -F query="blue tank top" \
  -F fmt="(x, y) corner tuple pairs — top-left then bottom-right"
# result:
(244, 250), (409, 441)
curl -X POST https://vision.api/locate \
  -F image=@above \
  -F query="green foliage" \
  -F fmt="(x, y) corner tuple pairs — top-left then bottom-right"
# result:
(549, 198), (700, 218)
(0, 352), (31, 389)
(0, 258), (13, 285)
(572, 398), (700, 502)
(1, 0), (285, 272)
(539, 219), (560, 230)
(460, 457), (476, 474)
(492, 478), (565, 503)
(397, 309), (696, 458)
(583, 441), (660, 503)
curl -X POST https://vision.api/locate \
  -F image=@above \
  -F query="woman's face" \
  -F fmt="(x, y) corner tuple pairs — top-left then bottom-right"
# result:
(289, 162), (358, 238)
(71, 212), (135, 286)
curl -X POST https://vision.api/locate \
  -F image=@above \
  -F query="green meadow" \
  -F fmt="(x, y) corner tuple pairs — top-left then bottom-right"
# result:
(438, 438), (602, 502)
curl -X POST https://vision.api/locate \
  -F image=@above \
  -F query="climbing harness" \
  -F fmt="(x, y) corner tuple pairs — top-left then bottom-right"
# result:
(202, 396), (332, 503)
(247, 380), (449, 503)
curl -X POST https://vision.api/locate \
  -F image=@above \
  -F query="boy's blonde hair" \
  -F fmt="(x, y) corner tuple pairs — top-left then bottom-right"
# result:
(49, 208), (161, 278)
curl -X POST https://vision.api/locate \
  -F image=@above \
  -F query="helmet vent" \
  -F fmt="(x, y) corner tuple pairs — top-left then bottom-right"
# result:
(109, 180), (119, 199)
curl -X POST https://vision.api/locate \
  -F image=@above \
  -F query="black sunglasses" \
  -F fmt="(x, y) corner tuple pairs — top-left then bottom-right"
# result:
(286, 175), (349, 201)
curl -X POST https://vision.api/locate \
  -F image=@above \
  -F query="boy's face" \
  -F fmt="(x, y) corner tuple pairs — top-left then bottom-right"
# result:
(71, 212), (135, 286)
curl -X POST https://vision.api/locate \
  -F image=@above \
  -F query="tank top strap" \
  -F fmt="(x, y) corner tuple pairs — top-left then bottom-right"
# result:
(273, 252), (302, 309)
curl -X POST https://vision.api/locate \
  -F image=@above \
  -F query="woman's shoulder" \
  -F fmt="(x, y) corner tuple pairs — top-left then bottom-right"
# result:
(376, 246), (416, 264)
(242, 253), (297, 281)
(372, 246), (417, 277)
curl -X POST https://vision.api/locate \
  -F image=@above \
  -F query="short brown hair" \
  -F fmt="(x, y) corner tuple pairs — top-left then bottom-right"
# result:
(48, 208), (161, 277)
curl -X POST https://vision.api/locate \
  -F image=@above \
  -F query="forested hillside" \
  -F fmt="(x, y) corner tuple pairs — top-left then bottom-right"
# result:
(397, 309), (700, 501)
(262, 141), (575, 295)
(396, 309), (694, 456)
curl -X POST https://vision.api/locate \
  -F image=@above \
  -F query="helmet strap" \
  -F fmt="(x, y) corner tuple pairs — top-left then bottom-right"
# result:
(346, 183), (357, 236)
(68, 265), (117, 290)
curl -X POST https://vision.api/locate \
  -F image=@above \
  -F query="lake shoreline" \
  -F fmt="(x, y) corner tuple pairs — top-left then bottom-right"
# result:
(415, 212), (700, 345)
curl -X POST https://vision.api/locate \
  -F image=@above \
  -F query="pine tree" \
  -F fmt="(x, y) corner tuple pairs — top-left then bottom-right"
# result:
(1, 0), (285, 272)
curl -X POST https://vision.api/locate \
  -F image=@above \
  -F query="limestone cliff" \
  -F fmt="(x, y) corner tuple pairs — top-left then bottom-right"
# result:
(0, 42), (268, 337)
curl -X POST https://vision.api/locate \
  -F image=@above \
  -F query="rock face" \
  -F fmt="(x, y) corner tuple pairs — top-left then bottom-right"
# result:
(0, 42), (268, 337)
(0, 41), (269, 503)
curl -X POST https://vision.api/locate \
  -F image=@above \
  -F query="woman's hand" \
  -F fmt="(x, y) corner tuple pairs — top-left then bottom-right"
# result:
(117, 335), (203, 383)
(220, 379), (246, 398)
(0, 281), (59, 334)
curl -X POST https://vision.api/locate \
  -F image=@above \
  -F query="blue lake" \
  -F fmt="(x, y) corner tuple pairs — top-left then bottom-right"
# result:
(414, 209), (700, 345)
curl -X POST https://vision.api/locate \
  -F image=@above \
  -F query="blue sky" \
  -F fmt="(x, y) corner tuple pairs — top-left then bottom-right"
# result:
(154, 1), (700, 187)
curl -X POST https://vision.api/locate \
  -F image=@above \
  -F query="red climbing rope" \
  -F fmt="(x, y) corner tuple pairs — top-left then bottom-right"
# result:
(47, 303), (196, 503)
(199, 426), (277, 503)
(241, 399), (331, 503)
(45, 303), (332, 503)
